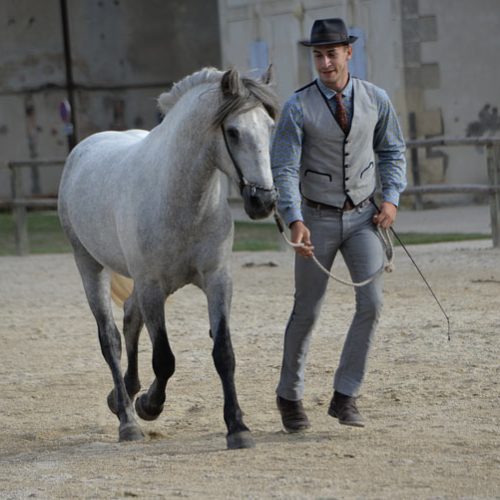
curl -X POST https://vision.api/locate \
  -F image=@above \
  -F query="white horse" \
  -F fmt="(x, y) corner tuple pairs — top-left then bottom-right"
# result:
(58, 67), (279, 449)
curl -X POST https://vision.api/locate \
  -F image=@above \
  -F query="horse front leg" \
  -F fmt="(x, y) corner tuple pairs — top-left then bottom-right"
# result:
(133, 283), (175, 421)
(205, 270), (254, 449)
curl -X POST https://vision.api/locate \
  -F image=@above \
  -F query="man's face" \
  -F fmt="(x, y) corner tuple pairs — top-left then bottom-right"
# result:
(313, 44), (352, 91)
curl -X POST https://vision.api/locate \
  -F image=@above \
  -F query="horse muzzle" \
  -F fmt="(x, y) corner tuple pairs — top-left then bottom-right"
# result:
(242, 184), (278, 220)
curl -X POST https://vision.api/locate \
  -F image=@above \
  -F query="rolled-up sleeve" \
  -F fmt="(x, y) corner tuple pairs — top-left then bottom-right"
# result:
(373, 89), (407, 206)
(271, 95), (304, 226)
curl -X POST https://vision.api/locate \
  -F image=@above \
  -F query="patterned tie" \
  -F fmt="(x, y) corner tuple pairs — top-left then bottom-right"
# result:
(334, 93), (349, 135)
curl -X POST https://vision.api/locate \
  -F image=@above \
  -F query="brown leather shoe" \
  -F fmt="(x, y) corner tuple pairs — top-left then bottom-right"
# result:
(276, 395), (311, 432)
(328, 391), (365, 427)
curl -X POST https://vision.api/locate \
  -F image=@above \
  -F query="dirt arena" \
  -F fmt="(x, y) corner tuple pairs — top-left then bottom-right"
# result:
(1, 242), (499, 499)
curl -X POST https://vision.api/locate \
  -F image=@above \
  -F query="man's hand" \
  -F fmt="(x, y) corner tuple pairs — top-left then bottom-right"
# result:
(290, 220), (314, 257)
(373, 201), (397, 229)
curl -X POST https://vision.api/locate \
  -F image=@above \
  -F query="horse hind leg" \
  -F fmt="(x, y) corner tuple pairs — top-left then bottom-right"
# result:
(134, 283), (175, 421)
(107, 293), (144, 415)
(72, 245), (144, 442)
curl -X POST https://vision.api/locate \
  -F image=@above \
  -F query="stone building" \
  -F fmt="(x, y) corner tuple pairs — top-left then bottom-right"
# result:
(2, 0), (500, 205)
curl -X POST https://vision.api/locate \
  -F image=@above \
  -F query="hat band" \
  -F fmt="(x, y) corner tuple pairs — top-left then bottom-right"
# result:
(313, 33), (348, 43)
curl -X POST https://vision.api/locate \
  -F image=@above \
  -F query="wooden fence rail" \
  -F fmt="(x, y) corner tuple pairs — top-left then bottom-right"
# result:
(406, 137), (500, 247)
(2, 160), (63, 256)
(2, 137), (500, 255)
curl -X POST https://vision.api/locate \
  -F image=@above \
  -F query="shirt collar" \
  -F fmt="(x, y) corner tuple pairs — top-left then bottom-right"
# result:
(316, 75), (353, 100)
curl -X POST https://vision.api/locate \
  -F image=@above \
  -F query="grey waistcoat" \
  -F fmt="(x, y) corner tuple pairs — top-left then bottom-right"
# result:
(298, 78), (378, 208)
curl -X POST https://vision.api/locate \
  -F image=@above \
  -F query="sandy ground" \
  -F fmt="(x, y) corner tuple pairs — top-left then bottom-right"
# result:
(1, 242), (499, 499)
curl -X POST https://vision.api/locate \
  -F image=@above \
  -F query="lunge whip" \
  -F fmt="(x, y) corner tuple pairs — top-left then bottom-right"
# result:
(388, 226), (451, 341)
(371, 201), (451, 341)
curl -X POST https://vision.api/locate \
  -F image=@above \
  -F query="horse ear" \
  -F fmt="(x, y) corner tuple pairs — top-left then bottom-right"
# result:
(221, 68), (242, 97)
(262, 64), (274, 85)
(157, 92), (169, 114)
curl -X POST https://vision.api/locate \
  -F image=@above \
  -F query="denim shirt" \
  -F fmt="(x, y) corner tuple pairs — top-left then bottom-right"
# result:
(271, 76), (407, 226)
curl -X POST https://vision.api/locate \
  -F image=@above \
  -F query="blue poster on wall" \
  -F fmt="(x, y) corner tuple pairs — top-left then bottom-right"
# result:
(349, 27), (366, 80)
(249, 40), (269, 77)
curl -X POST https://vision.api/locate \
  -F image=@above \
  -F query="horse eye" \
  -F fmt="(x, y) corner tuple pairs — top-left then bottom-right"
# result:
(227, 127), (240, 142)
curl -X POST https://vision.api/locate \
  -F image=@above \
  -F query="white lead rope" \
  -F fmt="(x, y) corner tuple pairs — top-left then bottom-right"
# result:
(273, 210), (395, 288)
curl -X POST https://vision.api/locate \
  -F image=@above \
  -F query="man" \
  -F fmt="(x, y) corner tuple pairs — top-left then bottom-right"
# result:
(272, 18), (407, 431)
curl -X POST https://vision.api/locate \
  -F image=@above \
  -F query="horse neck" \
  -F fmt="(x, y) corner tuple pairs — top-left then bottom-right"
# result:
(146, 100), (224, 217)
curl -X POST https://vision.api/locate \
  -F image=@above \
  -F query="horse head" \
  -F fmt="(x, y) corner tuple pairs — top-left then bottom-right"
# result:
(217, 68), (279, 220)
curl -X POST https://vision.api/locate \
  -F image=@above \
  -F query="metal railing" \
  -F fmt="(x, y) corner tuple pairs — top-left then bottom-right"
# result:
(1, 137), (500, 255)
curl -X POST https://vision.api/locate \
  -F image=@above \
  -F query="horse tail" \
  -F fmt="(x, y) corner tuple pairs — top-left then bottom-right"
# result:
(110, 272), (134, 307)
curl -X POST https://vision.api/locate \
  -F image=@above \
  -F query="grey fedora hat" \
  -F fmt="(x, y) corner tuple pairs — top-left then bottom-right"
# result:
(300, 18), (357, 47)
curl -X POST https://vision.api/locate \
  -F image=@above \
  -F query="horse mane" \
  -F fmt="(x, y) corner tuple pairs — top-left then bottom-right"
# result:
(157, 67), (223, 115)
(157, 67), (279, 128)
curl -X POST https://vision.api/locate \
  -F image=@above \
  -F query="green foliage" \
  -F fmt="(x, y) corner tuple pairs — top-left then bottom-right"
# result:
(0, 212), (490, 256)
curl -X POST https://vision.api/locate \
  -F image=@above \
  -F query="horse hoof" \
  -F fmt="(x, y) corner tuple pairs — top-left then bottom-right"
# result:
(135, 394), (164, 421)
(108, 385), (141, 416)
(107, 389), (118, 415)
(227, 431), (255, 450)
(119, 423), (144, 442)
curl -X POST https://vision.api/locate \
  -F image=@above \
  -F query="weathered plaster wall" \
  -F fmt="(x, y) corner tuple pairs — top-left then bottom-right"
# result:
(0, 0), (221, 198)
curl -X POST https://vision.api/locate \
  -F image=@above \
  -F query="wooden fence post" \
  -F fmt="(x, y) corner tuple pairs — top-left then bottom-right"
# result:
(487, 144), (500, 248)
(408, 112), (424, 210)
(10, 164), (29, 256)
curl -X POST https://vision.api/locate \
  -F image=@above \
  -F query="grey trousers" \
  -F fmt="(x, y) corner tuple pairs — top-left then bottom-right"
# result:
(276, 200), (384, 401)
